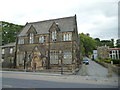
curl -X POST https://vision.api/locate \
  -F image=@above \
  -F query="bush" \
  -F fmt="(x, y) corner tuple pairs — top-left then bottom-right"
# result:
(112, 59), (120, 64)
(104, 60), (111, 63)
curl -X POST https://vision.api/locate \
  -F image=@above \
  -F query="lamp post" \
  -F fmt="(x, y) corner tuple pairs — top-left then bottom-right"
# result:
(61, 59), (63, 74)
(59, 31), (63, 75)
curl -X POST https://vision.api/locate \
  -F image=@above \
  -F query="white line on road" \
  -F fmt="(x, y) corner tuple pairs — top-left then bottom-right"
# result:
(3, 85), (12, 88)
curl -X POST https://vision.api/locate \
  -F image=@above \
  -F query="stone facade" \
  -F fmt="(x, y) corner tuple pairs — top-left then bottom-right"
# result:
(16, 15), (80, 72)
(97, 46), (109, 59)
(1, 15), (80, 73)
(1, 43), (15, 68)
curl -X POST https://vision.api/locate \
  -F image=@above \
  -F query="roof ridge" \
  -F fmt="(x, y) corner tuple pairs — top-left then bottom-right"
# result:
(28, 15), (75, 24)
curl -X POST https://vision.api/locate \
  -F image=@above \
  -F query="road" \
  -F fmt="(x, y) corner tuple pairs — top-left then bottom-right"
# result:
(2, 77), (118, 88)
(77, 59), (118, 77)
(1, 60), (119, 88)
(1, 71), (119, 88)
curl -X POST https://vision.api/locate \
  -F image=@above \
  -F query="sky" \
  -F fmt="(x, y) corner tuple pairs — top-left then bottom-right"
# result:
(0, 0), (119, 41)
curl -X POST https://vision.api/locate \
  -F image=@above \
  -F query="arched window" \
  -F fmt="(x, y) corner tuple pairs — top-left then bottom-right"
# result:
(29, 33), (34, 43)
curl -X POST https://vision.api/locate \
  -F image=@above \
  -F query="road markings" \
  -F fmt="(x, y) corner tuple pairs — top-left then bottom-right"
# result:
(3, 85), (12, 88)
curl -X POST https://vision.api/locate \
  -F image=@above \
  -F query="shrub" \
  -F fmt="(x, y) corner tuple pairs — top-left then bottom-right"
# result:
(112, 59), (120, 64)
(104, 60), (111, 63)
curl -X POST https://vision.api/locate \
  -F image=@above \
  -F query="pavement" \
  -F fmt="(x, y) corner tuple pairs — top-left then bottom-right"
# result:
(0, 71), (61, 76)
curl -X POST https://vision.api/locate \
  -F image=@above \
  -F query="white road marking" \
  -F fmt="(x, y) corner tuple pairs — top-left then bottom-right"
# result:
(3, 85), (12, 87)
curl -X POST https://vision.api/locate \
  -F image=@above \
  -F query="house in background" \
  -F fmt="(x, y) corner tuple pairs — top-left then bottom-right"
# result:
(109, 48), (120, 60)
(97, 46), (120, 60)
(93, 50), (98, 60)
(1, 42), (16, 68)
(97, 46), (109, 59)
(16, 15), (80, 73)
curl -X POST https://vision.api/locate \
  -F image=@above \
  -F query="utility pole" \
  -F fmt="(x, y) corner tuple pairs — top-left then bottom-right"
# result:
(47, 32), (50, 69)
(60, 32), (63, 75)
(13, 37), (18, 68)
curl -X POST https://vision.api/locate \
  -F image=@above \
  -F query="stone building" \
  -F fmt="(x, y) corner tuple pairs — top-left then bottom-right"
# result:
(97, 46), (120, 60)
(97, 46), (109, 59)
(16, 15), (80, 72)
(1, 42), (15, 68)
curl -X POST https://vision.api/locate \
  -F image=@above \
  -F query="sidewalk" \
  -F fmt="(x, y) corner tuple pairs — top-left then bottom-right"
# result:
(1, 71), (61, 76)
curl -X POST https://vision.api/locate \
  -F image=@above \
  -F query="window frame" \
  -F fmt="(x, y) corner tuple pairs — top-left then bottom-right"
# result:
(2, 49), (5, 54)
(29, 33), (34, 44)
(52, 31), (57, 41)
(18, 38), (24, 44)
(63, 33), (72, 41)
(10, 48), (13, 54)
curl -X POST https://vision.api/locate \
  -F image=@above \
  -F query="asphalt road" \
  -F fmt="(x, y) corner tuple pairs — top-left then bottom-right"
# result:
(2, 77), (117, 88)
(1, 60), (119, 88)
(77, 60), (118, 77)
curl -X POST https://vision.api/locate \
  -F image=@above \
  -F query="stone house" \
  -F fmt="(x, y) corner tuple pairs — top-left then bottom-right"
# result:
(97, 46), (109, 59)
(97, 46), (120, 60)
(1, 42), (15, 68)
(16, 15), (80, 72)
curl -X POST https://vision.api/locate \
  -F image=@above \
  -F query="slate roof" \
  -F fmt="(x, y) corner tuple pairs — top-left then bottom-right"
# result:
(18, 15), (76, 37)
(1, 42), (16, 48)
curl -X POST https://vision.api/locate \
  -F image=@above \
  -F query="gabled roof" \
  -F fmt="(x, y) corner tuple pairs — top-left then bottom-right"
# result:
(18, 15), (76, 37)
(29, 45), (46, 58)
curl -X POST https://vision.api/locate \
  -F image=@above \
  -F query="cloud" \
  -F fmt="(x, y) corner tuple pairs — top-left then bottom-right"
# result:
(0, 0), (119, 40)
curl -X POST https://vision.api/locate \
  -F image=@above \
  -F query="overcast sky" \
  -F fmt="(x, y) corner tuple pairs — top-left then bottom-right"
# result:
(0, 0), (119, 41)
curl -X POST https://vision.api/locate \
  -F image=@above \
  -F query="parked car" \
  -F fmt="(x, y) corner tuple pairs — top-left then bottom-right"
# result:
(82, 59), (89, 65)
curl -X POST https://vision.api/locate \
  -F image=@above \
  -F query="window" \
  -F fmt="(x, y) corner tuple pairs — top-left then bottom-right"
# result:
(110, 51), (112, 54)
(1, 59), (4, 62)
(29, 33), (34, 43)
(68, 34), (72, 40)
(44, 36), (46, 42)
(39, 36), (46, 43)
(10, 48), (13, 54)
(18, 38), (24, 44)
(63, 52), (72, 64)
(50, 51), (58, 64)
(52, 31), (57, 41)
(2, 49), (4, 54)
(63, 33), (72, 41)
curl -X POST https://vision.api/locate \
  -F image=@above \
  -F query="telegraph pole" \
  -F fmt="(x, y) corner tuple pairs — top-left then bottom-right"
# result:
(60, 32), (63, 74)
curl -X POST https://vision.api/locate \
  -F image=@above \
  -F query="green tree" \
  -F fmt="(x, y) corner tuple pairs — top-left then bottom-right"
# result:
(94, 38), (102, 47)
(116, 39), (120, 48)
(2, 21), (24, 45)
(101, 39), (114, 48)
(79, 33), (97, 57)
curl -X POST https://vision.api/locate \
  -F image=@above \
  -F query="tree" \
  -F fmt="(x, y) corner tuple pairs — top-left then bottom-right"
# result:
(100, 39), (114, 48)
(94, 38), (102, 47)
(79, 33), (97, 57)
(116, 39), (120, 48)
(2, 21), (24, 45)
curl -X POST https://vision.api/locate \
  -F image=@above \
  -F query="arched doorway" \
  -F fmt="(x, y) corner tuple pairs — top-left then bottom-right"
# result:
(31, 55), (43, 71)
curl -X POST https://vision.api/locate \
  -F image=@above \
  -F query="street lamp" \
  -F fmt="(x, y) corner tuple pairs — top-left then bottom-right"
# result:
(61, 59), (63, 74)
